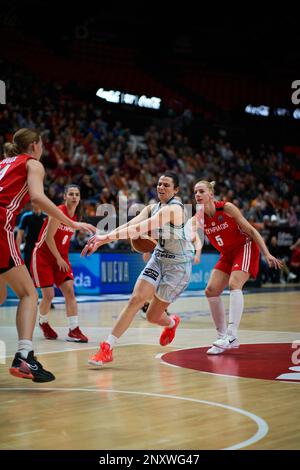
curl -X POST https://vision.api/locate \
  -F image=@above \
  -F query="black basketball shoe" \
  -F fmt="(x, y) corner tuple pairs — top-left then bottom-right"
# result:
(9, 351), (55, 383)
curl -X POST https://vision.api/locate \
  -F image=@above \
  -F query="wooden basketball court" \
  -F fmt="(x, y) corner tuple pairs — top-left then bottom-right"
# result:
(0, 286), (299, 450)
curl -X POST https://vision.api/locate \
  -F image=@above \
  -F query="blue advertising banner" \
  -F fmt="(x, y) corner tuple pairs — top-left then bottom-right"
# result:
(98, 253), (145, 294)
(6, 252), (220, 298)
(69, 253), (101, 295)
(70, 252), (219, 294)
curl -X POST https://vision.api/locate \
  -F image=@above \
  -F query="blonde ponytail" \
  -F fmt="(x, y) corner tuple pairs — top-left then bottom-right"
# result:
(5, 128), (41, 158)
(3, 142), (19, 158)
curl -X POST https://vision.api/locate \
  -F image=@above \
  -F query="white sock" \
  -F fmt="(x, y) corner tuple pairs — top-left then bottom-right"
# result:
(106, 334), (117, 349)
(167, 317), (175, 328)
(39, 313), (49, 324)
(18, 339), (33, 359)
(207, 296), (227, 338)
(228, 289), (244, 337)
(68, 316), (78, 330)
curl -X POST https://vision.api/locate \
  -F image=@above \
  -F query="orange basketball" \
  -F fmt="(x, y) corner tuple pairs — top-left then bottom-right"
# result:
(130, 235), (157, 254)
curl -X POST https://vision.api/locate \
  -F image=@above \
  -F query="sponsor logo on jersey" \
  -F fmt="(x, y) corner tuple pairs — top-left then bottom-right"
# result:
(205, 221), (229, 235)
(143, 268), (159, 281)
(58, 224), (75, 233)
(155, 250), (176, 259)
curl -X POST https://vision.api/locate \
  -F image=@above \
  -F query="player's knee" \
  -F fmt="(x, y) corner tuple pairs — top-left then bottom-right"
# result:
(63, 287), (75, 300)
(0, 290), (7, 305)
(228, 282), (242, 291)
(43, 291), (54, 303)
(205, 285), (218, 297)
(128, 293), (146, 308)
(20, 286), (38, 303)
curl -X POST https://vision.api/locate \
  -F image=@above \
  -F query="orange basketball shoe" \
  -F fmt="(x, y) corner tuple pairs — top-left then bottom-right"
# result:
(88, 342), (113, 366)
(159, 315), (181, 346)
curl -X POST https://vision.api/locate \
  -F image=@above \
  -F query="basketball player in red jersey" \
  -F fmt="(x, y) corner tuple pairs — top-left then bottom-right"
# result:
(31, 184), (88, 342)
(0, 129), (95, 382)
(194, 180), (282, 354)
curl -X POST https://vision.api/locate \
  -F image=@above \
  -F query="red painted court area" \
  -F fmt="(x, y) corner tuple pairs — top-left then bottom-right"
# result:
(162, 343), (300, 381)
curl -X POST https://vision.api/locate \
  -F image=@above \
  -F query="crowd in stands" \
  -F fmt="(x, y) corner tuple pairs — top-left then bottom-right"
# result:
(1, 63), (300, 283)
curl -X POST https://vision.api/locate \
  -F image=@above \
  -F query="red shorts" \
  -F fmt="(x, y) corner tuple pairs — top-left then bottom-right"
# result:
(214, 240), (260, 279)
(31, 247), (74, 288)
(0, 225), (24, 273)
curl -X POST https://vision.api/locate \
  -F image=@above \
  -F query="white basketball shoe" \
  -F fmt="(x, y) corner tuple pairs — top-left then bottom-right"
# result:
(213, 335), (240, 350)
(206, 345), (225, 355)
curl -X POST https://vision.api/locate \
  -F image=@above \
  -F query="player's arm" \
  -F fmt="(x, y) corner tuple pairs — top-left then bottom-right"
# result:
(26, 160), (95, 234)
(193, 231), (202, 264)
(45, 218), (69, 272)
(105, 204), (182, 239)
(188, 216), (202, 264)
(224, 202), (282, 268)
(16, 228), (25, 249)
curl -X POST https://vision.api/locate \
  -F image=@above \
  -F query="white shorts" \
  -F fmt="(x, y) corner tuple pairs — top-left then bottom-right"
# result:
(137, 255), (192, 303)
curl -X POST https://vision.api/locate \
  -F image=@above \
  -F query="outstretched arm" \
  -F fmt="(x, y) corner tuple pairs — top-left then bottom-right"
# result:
(224, 203), (282, 269)
(27, 159), (96, 235)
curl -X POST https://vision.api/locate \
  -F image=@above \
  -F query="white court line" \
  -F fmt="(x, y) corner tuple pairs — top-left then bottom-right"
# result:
(0, 342), (158, 360)
(1, 335), (299, 361)
(255, 301), (300, 306)
(0, 387), (268, 450)
(9, 429), (45, 438)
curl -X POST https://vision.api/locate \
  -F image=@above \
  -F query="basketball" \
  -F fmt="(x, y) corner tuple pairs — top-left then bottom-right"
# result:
(130, 235), (157, 253)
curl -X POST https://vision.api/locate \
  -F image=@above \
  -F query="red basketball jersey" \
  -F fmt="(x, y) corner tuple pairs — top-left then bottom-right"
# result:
(35, 204), (77, 260)
(204, 201), (252, 253)
(0, 154), (34, 230)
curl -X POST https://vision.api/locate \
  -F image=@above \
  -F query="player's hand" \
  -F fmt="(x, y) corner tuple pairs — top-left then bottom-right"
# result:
(56, 257), (69, 272)
(73, 221), (96, 235)
(193, 254), (201, 264)
(265, 253), (283, 269)
(81, 234), (110, 257)
(142, 252), (151, 263)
